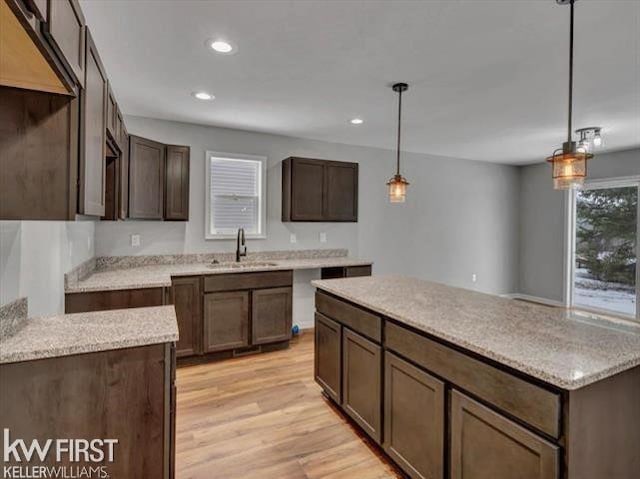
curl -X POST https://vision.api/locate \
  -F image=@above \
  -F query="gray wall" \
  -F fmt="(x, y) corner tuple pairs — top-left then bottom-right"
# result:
(0, 221), (95, 315)
(518, 148), (640, 301)
(95, 115), (520, 294)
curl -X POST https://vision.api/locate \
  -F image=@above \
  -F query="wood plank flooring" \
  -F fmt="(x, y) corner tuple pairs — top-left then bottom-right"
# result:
(176, 331), (402, 479)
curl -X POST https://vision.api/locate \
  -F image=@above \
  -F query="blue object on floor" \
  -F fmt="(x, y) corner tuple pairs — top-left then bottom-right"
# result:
(292, 325), (300, 336)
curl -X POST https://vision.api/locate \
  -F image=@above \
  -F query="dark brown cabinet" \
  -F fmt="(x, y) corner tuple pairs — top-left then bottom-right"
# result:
(314, 312), (342, 403)
(129, 135), (166, 219)
(78, 28), (107, 216)
(342, 328), (382, 443)
(165, 145), (190, 220)
(106, 83), (116, 139)
(42, 0), (85, 87)
(203, 291), (250, 353)
(170, 276), (202, 358)
(252, 287), (292, 345)
(119, 124), (129, 219)
(384, 352), (445, 479)
(450, 390), (559, 479)
(282, 157), (358, 222)
(1, 343), (175, 479)
(65, 287), (165, 313)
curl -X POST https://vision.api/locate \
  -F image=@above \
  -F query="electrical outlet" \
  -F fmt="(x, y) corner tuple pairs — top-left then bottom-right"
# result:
(472, 273), (477, 283)
(319, 232), (327, 243)
(290, 233), (297, 244)
(131, 234), (141, 247)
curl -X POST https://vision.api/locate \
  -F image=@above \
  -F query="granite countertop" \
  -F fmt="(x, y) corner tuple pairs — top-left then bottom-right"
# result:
(66, 257), (372, 293)
(0, 306), (178, 364)
(312, 275), (640, 390)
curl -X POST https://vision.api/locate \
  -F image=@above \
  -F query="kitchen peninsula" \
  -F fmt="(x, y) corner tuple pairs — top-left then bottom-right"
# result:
(313, 275), (640, 479)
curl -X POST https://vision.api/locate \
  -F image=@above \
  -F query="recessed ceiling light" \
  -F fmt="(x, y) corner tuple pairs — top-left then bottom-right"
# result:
(208, 39), (236, 54)
(350, 118), (364, 125)
(192, 91), (214, 101)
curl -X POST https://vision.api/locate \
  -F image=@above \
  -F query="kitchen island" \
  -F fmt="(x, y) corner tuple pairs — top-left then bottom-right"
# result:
(312, 275), (640, 479)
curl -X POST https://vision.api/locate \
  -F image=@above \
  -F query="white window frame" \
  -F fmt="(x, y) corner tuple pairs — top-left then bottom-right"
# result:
(205, 151), (267, 240)
(564, 175), (640, 322)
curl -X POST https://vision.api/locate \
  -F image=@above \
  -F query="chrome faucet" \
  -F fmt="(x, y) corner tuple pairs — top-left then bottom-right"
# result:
(236, 228), (247, 262)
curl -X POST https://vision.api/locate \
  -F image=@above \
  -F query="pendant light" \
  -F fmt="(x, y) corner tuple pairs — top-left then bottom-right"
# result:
(387, 83), (410, 203)
(545, 0), (593, 190)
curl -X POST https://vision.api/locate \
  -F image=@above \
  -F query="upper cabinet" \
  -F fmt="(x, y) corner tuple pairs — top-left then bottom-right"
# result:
(1, 0), (79, 95)
(165, 145), (190, 221)
(129, 135), (166, 220)
(78, 28), (107, 217)
(282, 157), (358, 222)
(42, 0), (86, 88)
(128, 136), (190, 221)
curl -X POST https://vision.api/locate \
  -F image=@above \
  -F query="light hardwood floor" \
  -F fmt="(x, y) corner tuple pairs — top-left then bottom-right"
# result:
(176, 331), (402, 479)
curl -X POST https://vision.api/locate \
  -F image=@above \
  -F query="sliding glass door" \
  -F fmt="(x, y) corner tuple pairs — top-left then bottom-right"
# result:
(570, 177), (639, 320)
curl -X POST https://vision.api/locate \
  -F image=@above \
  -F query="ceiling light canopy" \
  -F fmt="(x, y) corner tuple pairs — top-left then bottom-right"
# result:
(192, 91), (214, 101)
(350, 118), (364, 125)
(208, 39), (236, 54)
(545, 0), (597, 191)
(575, 127), (604, 152)
(387, 83), (410, 203)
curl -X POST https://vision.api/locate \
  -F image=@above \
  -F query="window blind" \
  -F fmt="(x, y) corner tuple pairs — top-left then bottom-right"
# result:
(209, 157), (262, 235)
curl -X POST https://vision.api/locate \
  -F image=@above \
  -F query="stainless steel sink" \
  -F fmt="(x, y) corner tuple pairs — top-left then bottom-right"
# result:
(207, 261), (278, 269)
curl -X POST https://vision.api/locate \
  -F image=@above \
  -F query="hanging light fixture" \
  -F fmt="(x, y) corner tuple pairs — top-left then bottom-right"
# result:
(546, 0), (594, 190)
(387, 83), (410, 203)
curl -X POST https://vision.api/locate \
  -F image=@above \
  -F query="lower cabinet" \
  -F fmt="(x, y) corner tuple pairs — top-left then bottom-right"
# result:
(65, 287), (165, 313)
(342, 328), (382, 443)
(314, 312), (342, 403)
(203, 291), (250, 353)
(384, 352), (445, 479)
(169, 276), (201, 358)
(450, 390), (559, 479)
(252, 287), (292, 345)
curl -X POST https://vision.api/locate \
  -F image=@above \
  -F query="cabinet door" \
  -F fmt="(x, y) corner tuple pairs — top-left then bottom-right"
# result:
(106, 84), (116, 139)
(252, 287), (292, 345)
(384, 352), (444, 479)
(78, 28), (107, 217)
(203, 291), (249, 353)
(325, 161), (358, 221)
(43, 0), (85, 87)
(164, 145), (190, 220)
(119, 131), (129, 219)
(170, 277), (202, 358)
(314, 313), (341, 403)
(342, 328), (382, 443)
(450, 390), (559, 479)
(290, 158), (325, 221)
(129, 135), (165, 219)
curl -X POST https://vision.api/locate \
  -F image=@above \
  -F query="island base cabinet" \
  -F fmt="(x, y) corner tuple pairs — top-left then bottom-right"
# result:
(203, 291), (249, 353)
(314, 312), (342, 403)
(450, 390), (559, 479)
(342, 328), (382, 443)
(384, 352), (444, 479)
(252, 287), (292, 345)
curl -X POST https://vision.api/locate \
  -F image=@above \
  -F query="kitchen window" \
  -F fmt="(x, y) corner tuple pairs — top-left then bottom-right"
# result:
(566, 176), (639, 320)
(205, 151), (267, 239)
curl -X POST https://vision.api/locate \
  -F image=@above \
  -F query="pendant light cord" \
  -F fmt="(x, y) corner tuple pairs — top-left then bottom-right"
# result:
(567, 0), (574, 143)
(396, 88), (402, 175)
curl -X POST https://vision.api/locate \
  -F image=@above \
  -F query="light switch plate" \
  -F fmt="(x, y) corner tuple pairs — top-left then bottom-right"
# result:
(131, 234), (141, 247)
(472, 273), (477, 283)
(290, 233), (297, 244)
(319, 232), (327, 243)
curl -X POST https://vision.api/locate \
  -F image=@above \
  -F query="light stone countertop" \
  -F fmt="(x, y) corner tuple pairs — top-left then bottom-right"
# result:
(65, 257), (373, 293)
(312, 275), (640, 390)
(0, 306), (178, 364)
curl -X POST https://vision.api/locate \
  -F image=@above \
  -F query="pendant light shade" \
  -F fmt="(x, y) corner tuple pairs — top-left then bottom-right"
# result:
(546, 0), (595, 190)
(388, 83), (409, 203)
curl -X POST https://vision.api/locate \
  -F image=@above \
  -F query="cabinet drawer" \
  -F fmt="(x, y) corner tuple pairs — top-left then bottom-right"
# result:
(204, 270), (293, 293)
(315, 291), (381, 343)
(64, 287), (164, 313)
(385, 321), (561, 438)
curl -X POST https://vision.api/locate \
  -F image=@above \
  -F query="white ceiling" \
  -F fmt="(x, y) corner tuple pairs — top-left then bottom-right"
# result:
(80, 0), (639, 165)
